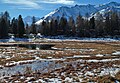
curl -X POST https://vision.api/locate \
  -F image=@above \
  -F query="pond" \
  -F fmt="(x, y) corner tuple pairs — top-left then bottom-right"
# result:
(0, 44), (55, 50)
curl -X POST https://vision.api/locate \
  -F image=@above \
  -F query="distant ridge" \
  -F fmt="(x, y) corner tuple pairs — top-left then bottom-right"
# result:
(36, 2), (120, 25)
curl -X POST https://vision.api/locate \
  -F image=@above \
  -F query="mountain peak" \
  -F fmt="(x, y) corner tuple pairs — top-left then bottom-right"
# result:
(36, 2), (120, 25)
(108, 1), (119, 4)
(105, 2), (120, 7)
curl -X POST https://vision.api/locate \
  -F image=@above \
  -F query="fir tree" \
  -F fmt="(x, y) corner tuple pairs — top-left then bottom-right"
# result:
(59, 16), (67, 35)
(17, 15), (25, 38)
(0, 17), (8, 38)
(76, 14), (84, 37)
(11, 17), (18, 36)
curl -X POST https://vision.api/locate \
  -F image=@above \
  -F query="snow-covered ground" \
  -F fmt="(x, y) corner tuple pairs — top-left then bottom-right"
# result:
(0, 37), (120, 43)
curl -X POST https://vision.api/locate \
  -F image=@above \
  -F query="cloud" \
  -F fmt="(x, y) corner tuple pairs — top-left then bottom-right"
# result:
(1, 0), (77, 10)
(39, 0), (76, 5)
(1, 0), (41, 9)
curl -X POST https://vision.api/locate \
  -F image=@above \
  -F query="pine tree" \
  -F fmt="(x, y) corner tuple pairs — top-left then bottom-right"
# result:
(49, 19), (54, 35)
(17, 15), (25, 38)
(2, 11), (10, 21)
(89, 16), (95, 37)
(54, 19), (58, 36)
(0, 17), (8, 38)
(11, 17), (18, 36)
(89, 16), (95, 29)
(59, 16), (67, 35)
(76, 14), (84, 37)
(110, 12), (119, 35)
(41, 21), (48, 36)
(25, 23), (29, 35)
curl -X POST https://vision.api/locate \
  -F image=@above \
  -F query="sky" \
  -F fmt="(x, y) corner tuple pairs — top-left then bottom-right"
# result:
(0, 0), (120, 18)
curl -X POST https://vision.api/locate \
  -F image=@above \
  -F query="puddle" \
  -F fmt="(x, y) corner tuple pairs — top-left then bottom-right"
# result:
(0, 44), (55, 50)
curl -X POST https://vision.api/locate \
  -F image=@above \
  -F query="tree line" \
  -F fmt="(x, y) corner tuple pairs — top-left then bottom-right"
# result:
(40, 11), (120, 38)
(0, 11), (36, 39)
(0, 11), (120, 39)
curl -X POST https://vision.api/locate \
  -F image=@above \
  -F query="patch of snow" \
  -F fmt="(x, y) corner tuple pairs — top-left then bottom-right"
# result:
(100, 68), (120, 77)
(0, 65), (4, 68)
(73, 55), (90, 58)
(112, 51), (120, 55)
(87, 58), (120, 62)
(96, 54), (104, 57)
(47, 57), (53, 59)
(0, 54), (11, 59)
(47, 78), (62, 83)
(39, 37), (120, 42)
(8, 38), (15, 42)
(35, 79), (45, 83)
(85, 71), (94, 76)
(27, 50), (35, 53)
(14, 81), (21, 82)
(34, 56), (41, 60)
(65, 77), (73, 82)
(25, 77), (34, 82)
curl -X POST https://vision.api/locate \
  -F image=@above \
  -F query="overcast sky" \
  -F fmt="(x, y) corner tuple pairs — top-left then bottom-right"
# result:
(0, 0), (120, 18)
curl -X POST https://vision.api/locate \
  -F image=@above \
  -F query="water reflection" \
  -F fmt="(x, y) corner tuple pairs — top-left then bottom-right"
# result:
(0, 44), (55, 50)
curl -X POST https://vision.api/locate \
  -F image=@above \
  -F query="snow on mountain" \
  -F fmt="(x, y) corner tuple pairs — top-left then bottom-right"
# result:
(36, 4), (98, 25)
(93, 2), (120, 19)
(36, 2), (120, 25)
(24, 16), (40, 25)
(97, 2), (120, 10)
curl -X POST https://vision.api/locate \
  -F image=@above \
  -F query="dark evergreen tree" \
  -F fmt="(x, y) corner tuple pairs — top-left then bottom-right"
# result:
(54, 19), (58, 36)
(17, 15), (25, 38)
(2, 11), (10, 26)
(25, 23), (30, 35)
(110, 12), (119, 35)
(89, 16), (95, 29)
(59, 16), (67, 35)
(41, 21), (48, 35)
(76, 14), (84, 37)
(0, 17), (8, 38)
(89, 16), (95, 37)
(3, 11), (10, 33)
(11, 17), (18, 36)
(49, 19), (54, 35)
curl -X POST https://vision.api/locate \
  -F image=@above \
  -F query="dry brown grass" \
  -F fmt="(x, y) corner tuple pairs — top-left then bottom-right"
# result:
(115, 71), (120, 81)
(0, 41), (120, 65)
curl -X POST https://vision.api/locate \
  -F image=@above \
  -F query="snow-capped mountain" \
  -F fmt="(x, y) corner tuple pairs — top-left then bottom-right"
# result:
(24, 16), (40, 25)
(36, 2), (120, 25)
(97, 2), (120, 10)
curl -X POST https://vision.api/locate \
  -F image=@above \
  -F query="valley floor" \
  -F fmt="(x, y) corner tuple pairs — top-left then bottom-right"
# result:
(0, 38), (120, 83)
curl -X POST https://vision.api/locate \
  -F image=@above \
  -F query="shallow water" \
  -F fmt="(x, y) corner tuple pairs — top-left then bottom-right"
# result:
(0, 44), (55, 50)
